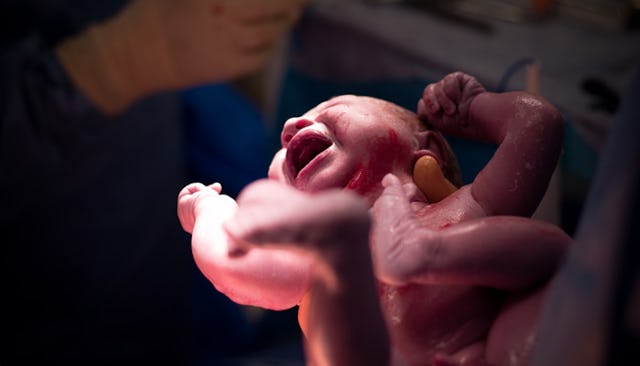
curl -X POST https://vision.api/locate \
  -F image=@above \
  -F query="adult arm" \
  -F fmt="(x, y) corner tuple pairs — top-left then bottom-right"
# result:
(56, 0), (307, 115)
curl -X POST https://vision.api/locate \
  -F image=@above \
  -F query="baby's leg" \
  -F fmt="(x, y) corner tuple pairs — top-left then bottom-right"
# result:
(484, 286), (547, 366)
(225, 180), (390, 366)
(431, 342), (489, 366)
(432, 287), (546, 366)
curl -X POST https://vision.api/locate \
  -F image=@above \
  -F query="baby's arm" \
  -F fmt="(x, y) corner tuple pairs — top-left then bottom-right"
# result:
(224, 180), (390, 366)
(372, 175), (570, 290)
(418, 72), (564, 217)
(177, 182), (312, 310)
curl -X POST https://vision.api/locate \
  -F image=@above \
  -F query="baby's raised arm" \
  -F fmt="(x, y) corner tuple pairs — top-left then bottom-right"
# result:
(419, 72), (564, 217)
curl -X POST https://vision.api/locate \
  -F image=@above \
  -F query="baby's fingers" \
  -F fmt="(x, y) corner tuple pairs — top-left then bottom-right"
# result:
(179, 182), (221, 198)
(208, 182), (222, 193)
(418, 82), (455, 127)
(177, 182), (224, 233)
(433, 77), (457, 116)
(420, 83), (441, 116)
(178, 183), (207, 232)
(179, 182), (206, 198)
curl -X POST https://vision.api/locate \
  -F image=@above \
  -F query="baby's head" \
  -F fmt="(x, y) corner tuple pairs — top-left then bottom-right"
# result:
(269, 95), (461, 203)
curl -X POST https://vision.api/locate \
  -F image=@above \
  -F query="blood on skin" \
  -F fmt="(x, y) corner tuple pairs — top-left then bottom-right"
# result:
(346, 128), (402, 196)
(386, 128), (399, 146)
(346, 165), (369, 192)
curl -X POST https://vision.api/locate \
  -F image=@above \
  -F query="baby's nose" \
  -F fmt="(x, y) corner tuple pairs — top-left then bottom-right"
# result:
(281, 118), (313, 146)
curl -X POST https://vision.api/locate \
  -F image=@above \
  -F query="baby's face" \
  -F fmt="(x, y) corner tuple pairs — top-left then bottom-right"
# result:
(269, 95), (421, 198)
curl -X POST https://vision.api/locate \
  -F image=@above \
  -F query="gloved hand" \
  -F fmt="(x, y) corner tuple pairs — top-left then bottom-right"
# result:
(56, 0), (308, 114)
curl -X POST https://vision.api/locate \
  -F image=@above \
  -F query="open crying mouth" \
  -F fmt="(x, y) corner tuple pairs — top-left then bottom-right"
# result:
(290, 134), (332, 177)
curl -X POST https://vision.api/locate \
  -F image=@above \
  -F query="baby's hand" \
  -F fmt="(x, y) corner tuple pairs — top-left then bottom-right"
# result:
(418, 72), (485, 132)
(177, 182), (223, 233)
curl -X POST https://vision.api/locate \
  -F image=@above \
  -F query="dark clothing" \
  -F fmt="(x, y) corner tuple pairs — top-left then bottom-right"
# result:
(0, 35), (190, 365)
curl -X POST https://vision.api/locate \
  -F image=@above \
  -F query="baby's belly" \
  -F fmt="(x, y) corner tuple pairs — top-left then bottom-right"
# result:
(378, 283), (501, 365)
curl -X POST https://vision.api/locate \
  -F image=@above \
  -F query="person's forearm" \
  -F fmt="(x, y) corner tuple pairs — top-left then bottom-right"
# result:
(55, 0), (179, 115)
(55, 0), (307, 116)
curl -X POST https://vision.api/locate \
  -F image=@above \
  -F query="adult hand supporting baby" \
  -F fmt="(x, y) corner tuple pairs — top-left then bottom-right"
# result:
(56, 0), (307, 114)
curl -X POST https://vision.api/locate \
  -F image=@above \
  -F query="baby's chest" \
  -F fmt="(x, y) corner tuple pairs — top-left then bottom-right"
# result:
(417, 186), (486, 229)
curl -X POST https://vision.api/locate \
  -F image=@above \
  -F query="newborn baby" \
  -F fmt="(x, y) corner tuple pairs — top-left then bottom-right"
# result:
(178, 72), (571, 366)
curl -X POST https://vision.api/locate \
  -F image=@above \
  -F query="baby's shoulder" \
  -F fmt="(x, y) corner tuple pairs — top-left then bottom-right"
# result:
(417, 186), (487, 228)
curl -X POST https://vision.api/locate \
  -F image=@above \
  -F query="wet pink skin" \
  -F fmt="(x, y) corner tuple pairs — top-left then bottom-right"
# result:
(270, 95), (422, 204)
(178, 72), (571, 366)
(345, 129), (401, 197)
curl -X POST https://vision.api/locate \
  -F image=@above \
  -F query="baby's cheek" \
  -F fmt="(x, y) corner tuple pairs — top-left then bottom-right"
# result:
(345, 160), (393, 197)
(346, 128), (410, 195)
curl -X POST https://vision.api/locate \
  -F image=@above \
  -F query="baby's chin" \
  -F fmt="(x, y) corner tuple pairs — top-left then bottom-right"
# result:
(267, 150), (288, 183)
(267, 151), (357, 193)
(291, 175), (329, 193)
(295, 168), (364, 195)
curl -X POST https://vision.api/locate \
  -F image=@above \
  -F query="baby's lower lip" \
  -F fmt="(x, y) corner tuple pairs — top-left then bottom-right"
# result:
(293, 149), (330, 187)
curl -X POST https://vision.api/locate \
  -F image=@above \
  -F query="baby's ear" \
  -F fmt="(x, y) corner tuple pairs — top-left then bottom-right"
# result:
(413, 130), (460, 203)
(415, 130), (450, 169)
